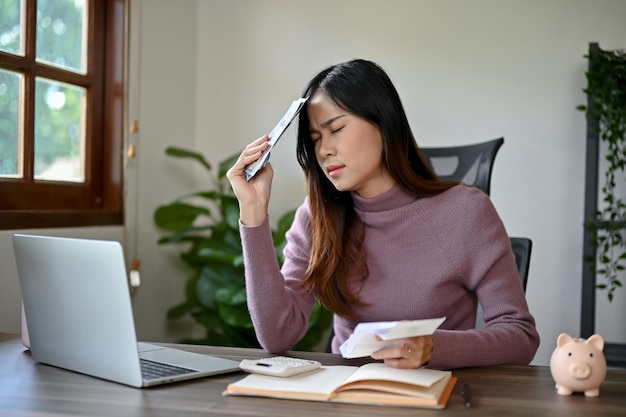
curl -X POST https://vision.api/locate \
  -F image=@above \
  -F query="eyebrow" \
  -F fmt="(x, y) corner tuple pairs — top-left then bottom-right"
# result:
(321, 114), (346, 127)
(310, 115), (347, 133)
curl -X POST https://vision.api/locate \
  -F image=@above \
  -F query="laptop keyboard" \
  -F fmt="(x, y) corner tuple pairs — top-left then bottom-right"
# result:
(140, 358), (197, 380)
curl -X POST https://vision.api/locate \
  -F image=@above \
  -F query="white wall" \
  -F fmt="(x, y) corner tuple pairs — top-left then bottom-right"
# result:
(1, 0), (625, 367)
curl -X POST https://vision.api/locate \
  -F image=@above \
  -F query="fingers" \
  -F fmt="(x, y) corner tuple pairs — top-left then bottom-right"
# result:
(377, 344), (421, 369)
(226, 135), (274, 227)
(374, 343), (413, 360)
(242, 135), (270, 163)
(227, 135), (270, 180)
(371, 336), (433, 369)
(406, 344), (413, 358)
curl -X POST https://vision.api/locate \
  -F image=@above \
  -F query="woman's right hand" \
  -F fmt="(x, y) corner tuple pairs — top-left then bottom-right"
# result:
(226, 135), (274, 226)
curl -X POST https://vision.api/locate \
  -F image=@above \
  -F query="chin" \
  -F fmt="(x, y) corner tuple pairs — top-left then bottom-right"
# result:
(329, 181), (351, 193)
(327, 176), (357, 193)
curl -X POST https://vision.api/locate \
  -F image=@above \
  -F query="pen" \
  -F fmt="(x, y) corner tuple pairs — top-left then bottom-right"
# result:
(461, 383), (472, 407)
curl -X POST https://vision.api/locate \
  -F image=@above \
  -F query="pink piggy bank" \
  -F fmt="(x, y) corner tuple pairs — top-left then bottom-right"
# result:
(549, 333), (606, 397)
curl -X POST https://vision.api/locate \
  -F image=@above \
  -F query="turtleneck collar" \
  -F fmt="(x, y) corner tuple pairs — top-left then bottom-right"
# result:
(351, 185), (418, 212)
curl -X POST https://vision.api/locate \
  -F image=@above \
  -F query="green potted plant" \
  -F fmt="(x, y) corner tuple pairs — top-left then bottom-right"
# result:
(579, 46), (626, 302)
(154, 147), (331, 349)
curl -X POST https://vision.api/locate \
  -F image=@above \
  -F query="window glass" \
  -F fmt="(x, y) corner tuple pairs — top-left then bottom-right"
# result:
(34, 77), (85, 182)
(0, 0), (125, 228)
(0, 0), (22, 55)
(36, 0), (86, 73)
(0, 69), (21, 178)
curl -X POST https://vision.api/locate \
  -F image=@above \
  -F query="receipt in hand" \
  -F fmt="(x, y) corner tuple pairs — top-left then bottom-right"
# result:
(244, 97), (309, 181)
(339, 317), (446, 359)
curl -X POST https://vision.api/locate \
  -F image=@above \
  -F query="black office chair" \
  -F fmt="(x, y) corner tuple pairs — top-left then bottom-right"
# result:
(421, 137), (504, 196)
(509, 237), (532, 292)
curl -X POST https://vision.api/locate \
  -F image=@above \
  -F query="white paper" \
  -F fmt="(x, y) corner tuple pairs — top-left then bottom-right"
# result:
(339, 317), (446, 359)
(245, 97), (308, 181)
(227, 365), (357, 398)
(342, 362), (447, 388)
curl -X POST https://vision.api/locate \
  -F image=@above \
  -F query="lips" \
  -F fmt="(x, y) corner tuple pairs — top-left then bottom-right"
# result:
(326, 164), (345, 177)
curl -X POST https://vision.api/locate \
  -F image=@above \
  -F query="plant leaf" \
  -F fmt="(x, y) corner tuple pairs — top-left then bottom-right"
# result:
(165, 146), (212, 171)
(196, 274), (218, 309)
(166, 300), (197, 319)
(215, 284), (247, 305)
(273, 208), (296, 247)
(218, 303), (254, 329)
(154, 203), (210, 231)
(223, 198), (241, 230)
(193, 310), (222, 329)
(218, 153), (240, 178)
(157, 225), (212, 244)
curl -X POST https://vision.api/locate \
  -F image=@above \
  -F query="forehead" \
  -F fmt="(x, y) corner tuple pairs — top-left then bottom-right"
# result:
(307, 92), (344, 125)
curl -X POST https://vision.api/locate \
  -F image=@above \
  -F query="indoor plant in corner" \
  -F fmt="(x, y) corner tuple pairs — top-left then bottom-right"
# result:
(579, 46), (626, 302)
(154, 147), (331, 350)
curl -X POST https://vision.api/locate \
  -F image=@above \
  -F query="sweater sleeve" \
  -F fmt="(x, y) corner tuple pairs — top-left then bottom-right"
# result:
(240, 200), (316, 353)
(427, 188), (540, 369)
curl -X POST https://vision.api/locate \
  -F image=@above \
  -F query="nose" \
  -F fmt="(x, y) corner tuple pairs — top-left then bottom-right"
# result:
(568, 362), (591, 380)
(317, 135), (336, 158)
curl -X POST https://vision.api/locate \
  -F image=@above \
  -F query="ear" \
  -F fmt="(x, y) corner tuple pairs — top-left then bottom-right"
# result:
(585, 334), (605, 351)
(557, 333), (574, 348)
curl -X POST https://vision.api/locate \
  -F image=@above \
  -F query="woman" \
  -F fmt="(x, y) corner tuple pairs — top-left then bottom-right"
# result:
(227, 59), (539, 370)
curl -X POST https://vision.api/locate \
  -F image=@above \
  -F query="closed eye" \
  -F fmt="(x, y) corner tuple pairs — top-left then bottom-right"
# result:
(331, 126), (345, 134)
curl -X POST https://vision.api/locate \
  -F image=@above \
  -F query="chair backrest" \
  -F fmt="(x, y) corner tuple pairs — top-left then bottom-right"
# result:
(509, 237), (532, 292)
(421, 137), (504, 196)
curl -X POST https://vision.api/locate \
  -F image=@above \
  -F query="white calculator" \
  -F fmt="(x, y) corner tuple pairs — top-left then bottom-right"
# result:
(239, 356), (322, 377)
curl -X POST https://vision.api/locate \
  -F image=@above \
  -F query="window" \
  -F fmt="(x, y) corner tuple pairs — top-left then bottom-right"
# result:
(0, 0), (125, 229)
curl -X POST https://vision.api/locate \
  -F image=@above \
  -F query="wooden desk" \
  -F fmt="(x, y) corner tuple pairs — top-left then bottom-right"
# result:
(1, 334), (625, 416)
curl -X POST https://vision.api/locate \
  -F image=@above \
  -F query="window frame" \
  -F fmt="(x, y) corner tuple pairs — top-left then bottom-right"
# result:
(0, 0), (126, 229)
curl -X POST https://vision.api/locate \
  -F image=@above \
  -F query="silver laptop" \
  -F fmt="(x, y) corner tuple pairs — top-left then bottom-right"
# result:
(13, 234), (241, 388)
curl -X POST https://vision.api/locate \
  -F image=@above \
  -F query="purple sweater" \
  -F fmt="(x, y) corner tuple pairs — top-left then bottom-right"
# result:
(240, 184), (540, 369)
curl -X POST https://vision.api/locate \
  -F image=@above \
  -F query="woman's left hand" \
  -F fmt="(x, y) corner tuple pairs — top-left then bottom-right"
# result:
(371, 335), (434, 368)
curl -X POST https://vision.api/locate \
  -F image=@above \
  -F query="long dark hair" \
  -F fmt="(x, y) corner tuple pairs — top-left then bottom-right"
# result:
(296, 59), (458, 319)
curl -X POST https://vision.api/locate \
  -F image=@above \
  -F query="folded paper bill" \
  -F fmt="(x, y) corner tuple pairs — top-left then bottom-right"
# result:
(339, 317), (446, 359)
(245, 97), (308, 181)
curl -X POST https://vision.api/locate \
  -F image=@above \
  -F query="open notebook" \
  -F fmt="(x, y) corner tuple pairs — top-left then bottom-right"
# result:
(225, 362), (456, 409)
(13, 234), (240, 387)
